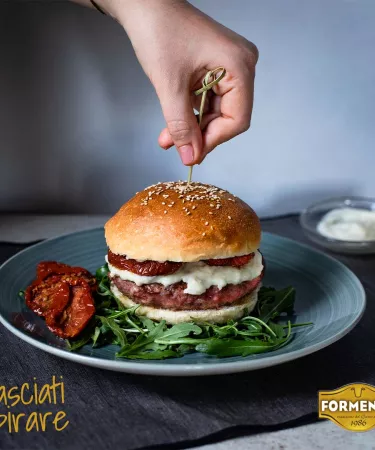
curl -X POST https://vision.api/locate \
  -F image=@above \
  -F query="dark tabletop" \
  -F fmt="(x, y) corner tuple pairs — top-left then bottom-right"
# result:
(0, 215), (374, 450)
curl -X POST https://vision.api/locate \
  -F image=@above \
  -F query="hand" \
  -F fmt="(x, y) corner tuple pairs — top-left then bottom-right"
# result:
(100, 0), (258, 165)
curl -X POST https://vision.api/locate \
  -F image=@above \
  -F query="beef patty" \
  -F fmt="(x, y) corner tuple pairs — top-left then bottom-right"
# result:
(111, 269), (264, 311)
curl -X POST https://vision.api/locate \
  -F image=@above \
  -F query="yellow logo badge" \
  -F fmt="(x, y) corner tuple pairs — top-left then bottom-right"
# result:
(319, 383), (375, 432)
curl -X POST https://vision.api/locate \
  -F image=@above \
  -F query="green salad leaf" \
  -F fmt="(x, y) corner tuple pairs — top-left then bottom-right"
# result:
(256, 286), (295, 322)
(197, 337), (281, 357)
(67, 264), (312, 359)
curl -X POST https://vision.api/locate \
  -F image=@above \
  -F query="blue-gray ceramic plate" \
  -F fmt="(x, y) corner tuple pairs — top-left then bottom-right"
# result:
(0, 229), (366, 376)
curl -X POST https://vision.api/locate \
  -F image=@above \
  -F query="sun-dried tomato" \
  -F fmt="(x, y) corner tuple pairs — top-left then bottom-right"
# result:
(45, 279), (95, 339)
(107, 250), (183, 276)
(36, 261), (96, 290)
(25, 279), (70, 317)
(204, 253), (255, 267)
(25, 261), (96, 339)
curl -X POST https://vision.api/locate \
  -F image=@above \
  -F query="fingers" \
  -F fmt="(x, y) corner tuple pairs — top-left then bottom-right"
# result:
(201, 71), (255, 158)
(157, 89), (203, 166)
(158, 114), (217, 152)
(158, 91), (215, 154)
(158, 128), (174, 150)
(158, 65), (255, 164)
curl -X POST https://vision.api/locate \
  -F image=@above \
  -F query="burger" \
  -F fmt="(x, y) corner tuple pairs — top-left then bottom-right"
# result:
(104, 181), (264, 324)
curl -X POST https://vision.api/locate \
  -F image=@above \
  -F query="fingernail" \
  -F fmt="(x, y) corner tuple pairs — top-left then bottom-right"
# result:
(178, 144), (194, 165)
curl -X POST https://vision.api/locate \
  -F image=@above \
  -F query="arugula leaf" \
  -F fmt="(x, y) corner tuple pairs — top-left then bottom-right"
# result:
(125, 349), (180, 360)
(177, 344), (195, 355)
(96, 298), (112, 311)
(197, 321), (293, 357)
(257, 286), (295, 322)
(96, 264), (109, 281)
(138, 316), (157, 331)
(284, 322), (313, 329)
(241, 316), (277, 338)
(155, 337), (210, 346)
(142, 342), (167, 351)
(96, 316), (127, 347)
(67, 336), (92, 351)
(196, 338), (282, 357)
(154, 323), (202, 343)
(67, 325), (93, 351)
(116, 320), (166, 357)
(267, 321), (286, 339)
(201, 321), (238, 338)
(92, 326), (101, 347)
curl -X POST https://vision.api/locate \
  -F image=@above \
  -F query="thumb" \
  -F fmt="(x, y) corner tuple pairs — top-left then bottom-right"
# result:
(158, 90), (202, 166)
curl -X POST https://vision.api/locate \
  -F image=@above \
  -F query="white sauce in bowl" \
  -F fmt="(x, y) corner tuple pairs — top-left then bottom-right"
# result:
(317, 208), (375, 241)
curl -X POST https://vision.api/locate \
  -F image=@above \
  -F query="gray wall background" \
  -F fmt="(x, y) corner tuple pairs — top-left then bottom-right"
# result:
(0, 0), (374, 217)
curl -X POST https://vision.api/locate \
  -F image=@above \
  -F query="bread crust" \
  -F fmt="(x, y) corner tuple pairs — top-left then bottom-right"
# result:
(105, 181), (261, 262)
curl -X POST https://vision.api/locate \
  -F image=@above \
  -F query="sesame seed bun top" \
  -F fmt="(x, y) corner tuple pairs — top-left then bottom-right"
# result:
(104, 181), (261, 262)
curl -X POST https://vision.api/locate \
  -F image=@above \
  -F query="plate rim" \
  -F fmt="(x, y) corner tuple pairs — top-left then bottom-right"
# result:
(0, 227), (367, 377)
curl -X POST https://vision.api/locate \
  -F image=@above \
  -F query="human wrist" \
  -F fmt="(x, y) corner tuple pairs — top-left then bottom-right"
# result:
(109, 0), (189, 33)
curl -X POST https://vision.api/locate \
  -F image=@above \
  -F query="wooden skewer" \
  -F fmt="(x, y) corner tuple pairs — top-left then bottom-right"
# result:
(187, 67), (226, 184)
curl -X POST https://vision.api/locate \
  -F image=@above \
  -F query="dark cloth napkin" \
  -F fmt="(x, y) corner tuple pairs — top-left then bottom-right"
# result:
(0, 216), (374, 450)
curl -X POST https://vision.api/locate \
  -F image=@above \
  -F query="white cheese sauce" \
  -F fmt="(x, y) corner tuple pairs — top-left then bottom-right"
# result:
(317, 208), (375, 241)
(106, 251), (263, 295)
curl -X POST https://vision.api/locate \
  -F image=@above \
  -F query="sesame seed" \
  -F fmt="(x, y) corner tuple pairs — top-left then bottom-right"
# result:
(205, 221), (209, 226)
(228, 216), (232, 220)
(202, 232), (206, 236)
(186, 212), (191, 215)
(209, 212), (213, 215)
(192, 206), (196, 210)
(162, 202), (166, 205)
(164, 210), (168, 214)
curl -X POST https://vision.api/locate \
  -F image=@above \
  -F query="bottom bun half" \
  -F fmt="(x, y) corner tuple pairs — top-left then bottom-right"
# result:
(110, 283), (260, 325)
